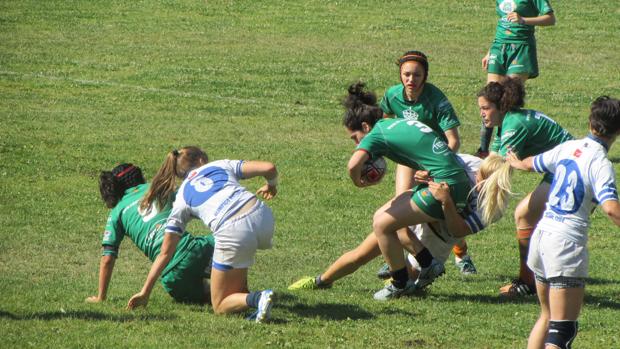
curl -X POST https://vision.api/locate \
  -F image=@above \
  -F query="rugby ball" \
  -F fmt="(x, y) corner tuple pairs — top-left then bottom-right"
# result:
(361, 156), (387, 184)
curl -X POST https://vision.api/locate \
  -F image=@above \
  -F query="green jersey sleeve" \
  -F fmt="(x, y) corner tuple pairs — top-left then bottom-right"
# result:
(434, 91), (460, 131)
(534, 0), (553, 15)
(490, 130), (502, 153)
(380, 88), (396, 116)
(102, 209), (125, 257)
(356, 126), (387, 159)
(498, 121), (529, 157)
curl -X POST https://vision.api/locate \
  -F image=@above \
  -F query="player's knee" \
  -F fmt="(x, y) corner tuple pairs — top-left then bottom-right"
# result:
(545, 320), (578, 349)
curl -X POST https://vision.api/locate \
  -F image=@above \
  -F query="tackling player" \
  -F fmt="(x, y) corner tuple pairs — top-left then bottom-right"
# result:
(125, 147), (279, 323)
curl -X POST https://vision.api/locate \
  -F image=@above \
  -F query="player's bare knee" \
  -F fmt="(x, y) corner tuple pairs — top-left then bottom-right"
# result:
(545, 320), (578, 349)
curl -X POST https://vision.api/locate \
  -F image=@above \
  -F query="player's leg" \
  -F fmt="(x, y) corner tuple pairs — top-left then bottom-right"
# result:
(544, 281), (584, 349)
(527, 277), (550, 349)
(210, 267), (251, 314)
(372, 191), (436, 300)
(502, 182), (550, 296)
(453, 239), (477, 275)
(289, 232), (382, 290)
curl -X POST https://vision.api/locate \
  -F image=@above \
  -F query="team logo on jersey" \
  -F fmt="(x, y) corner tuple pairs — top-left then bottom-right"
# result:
(502, 129), (516, 140)
(499, 0), (516, 14)
(403, 108), (419, 120)
(573, 149), (582, 158)
(432, 138), (448, 154)
(103, 230), (112, 240)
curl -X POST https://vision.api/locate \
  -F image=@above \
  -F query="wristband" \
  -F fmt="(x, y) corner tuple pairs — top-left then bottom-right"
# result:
(267, 177), (278, 187)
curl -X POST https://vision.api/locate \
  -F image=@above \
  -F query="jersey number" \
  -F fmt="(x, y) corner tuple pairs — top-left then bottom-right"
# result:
(406, 120), (433, 133)
(548, 159), (584, 214)
(183, 167), (229, 207)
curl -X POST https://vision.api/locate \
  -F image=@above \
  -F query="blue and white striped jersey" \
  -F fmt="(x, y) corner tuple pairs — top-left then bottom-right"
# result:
(533, 135), (618, 243)
(165, 160), (256, 235)
(456, 154), (490, 234)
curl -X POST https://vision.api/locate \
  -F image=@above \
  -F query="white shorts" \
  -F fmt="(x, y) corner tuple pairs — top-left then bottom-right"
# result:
(212, 200), (274, 270)
(407, 223), (462, 271)
(527, 228), (589, 279)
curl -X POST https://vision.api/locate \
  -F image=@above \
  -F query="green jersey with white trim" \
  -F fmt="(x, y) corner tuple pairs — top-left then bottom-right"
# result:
(102, 184), (214, 275)
(494, 0), (553, 43)
(380, 83), (460, 142)
(356, 118), (469, 185)
(490, 109), (573, 158)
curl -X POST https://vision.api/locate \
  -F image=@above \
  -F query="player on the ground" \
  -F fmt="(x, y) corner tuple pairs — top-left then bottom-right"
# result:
(507, 96), (620, 349)
(478, 77), (573, 297)
(380, 51), (476, 275)
(288, 154), (511, 292)
(86, 163), (215, 305)
(477, 0), (556, 158)
(125, 147), (278, 323)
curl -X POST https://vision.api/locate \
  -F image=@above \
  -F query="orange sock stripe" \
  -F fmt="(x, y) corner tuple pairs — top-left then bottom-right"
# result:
(452, 242), (467, 258)
(517, 228), (534, 240)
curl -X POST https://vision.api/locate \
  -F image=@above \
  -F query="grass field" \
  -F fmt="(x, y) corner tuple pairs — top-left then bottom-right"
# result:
(1, 0), (619, 348)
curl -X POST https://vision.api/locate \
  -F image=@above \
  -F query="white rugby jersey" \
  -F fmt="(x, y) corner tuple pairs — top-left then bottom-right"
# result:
(533, 135), (618, 243)
(165, 160), (256, 235)
(456, 154), (494, 234)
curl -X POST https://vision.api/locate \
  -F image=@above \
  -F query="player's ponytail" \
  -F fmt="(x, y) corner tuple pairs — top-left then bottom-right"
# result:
(342, 81), (382, 131)
(476, 154), (513, 226)
(99, 163), (145, 208)
(140, 146), (208, 212)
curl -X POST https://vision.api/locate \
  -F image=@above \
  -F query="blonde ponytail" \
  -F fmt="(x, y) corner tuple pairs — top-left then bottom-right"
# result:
(141, 151), (180, 212)
(477, 154), (513, 226)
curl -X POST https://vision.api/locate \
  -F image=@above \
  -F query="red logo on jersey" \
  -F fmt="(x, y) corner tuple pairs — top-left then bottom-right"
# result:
(573, 149), (582, 158)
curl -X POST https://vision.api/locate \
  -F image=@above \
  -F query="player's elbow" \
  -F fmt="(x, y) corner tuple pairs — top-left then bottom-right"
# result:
(602, 201), (620, 227)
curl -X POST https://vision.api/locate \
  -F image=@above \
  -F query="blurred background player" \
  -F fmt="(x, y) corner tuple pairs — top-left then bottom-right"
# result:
(508, 96), (620, 349)
(87, 163), (215, 305)
(125, 147), (278, 323)
(380, 51), (476, 276)
(477, 78), (573, 296)
(477, 0), (556, 159)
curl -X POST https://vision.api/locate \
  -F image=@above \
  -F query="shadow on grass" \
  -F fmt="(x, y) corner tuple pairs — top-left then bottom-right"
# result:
(274, 293), (375, 321)
(609, 157), (620, 164)
(0, 309), (177, 322)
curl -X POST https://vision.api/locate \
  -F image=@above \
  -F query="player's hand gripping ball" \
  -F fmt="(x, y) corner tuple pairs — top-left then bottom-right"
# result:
(361, 156), (387, 184)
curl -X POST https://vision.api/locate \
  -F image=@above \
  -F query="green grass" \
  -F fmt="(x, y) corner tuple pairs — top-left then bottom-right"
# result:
(1, 0), (619, 347)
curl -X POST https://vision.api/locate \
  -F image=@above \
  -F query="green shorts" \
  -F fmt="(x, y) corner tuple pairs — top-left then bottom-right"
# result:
(411, 180), (471, 220)
(542, 172), (554, 185)
(160, 235), (215, 304)
(487, 41), (539, 79)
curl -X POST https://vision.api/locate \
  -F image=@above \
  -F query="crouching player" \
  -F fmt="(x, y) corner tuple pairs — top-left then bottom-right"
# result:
(87, 163), (215, 305)
(508, 96), (620, 349)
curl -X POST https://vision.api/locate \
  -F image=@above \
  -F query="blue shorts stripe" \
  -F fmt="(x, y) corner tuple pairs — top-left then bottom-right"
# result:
(213, 261), (233, 271)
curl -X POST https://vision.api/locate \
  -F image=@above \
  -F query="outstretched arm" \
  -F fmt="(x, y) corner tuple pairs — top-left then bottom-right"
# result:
(86, 254), (116, 303)
(428, 181), (472, 238)
(507, 151), (534, 172)
(127, 233), (181, 309)
(601, 200), (620, 227)
(241, 161), (278, 200)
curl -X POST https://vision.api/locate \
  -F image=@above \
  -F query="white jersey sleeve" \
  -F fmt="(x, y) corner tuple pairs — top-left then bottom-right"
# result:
(532, 143), (563, 174)
(165, 196), (192, 236)
(591, 158), (618, 204)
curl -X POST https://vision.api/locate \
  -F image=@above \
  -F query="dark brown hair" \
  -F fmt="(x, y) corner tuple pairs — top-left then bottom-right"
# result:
(99, 163), (145, 208)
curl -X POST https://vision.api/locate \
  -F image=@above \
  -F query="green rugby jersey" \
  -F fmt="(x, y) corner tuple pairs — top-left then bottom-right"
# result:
(356, 118), (469, 185)
(494, 0), (553, 43)
(380, 83), (460, 142)
(490, 109), (573, 158)
(102, 184), (214, 275)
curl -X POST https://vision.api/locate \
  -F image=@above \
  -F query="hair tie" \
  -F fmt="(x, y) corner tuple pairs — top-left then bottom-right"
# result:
(172, 149), (180, 157)
(397, 53), (428, 66)
(115, 165), (135, 178)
